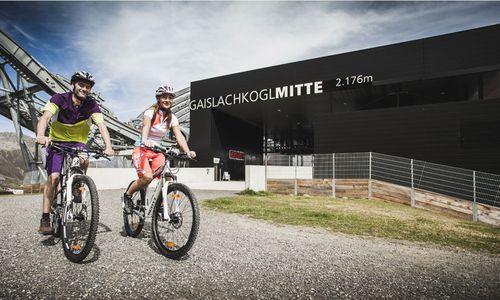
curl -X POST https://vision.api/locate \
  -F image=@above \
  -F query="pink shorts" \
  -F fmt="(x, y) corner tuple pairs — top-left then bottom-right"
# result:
(132, 147), (165, 177)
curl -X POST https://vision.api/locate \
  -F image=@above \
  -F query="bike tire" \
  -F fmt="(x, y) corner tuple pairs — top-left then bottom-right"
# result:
(61, 174), (99, 263)
(52, 188), (65, 238)
(123, 181), (146, 237)
(152, 183), (200, 259)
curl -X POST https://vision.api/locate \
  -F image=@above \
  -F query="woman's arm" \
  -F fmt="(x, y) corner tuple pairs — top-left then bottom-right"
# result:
(172, 125), (196, 158)
(141, 114), (153, 147)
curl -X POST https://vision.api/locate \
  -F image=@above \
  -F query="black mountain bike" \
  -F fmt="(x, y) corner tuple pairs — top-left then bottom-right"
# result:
(122, 146), (200, 259)
(47, 143), (108, 263)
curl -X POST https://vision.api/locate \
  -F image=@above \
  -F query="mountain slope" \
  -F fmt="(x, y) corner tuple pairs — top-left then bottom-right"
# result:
(0, 132), (37, 188)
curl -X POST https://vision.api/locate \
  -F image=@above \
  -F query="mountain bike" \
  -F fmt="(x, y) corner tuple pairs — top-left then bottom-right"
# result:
(47, 143), (108, 263)
(122, 146), (200, 259)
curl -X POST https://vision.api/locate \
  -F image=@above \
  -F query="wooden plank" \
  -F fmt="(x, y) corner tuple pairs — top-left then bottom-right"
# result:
(415, 201), (471, 220)
(372, 187), (411, 200)
(415, 190), (472, 210)
(372, 192), (411, 205)
(477, 204), (500, 226)
(267, 179), (294, 195)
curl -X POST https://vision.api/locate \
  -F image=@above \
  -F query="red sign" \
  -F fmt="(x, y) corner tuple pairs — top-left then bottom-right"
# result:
(229, 150), (245, 161)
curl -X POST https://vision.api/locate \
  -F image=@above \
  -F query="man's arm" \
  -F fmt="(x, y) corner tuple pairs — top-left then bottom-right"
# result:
(91, 112), (114, 156)
(36, 110), (53, 147)
(97, 122), (114, 156)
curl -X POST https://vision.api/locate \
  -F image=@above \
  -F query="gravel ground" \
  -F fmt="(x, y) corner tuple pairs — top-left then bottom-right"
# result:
(0, 189), (499, 299)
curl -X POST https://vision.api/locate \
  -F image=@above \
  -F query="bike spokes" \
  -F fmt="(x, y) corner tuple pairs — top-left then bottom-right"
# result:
(63, 203), (92, 254)
(152, 183), (200, 259)
(62, 175), (99, 263)
(158, 192), (193, 249)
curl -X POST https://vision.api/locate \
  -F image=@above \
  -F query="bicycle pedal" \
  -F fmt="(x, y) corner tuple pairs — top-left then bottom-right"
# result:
(165, 241), (176, 248)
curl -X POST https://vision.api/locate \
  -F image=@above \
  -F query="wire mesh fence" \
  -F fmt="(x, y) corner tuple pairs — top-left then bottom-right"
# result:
(412, 160), (474, 202)
(335, 152), (370, 179)
(475, 171), (500, 207)
(264, 152), (500, 209)
(372, 152), (412, 187)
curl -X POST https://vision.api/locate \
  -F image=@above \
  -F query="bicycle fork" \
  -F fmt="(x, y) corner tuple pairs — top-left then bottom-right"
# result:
(61, 156), (81, 224)
(62, 174), (79, 223)
(148, 178), (170, 222)
(148, 178), (181, 222)
(161, 180), (172, 223)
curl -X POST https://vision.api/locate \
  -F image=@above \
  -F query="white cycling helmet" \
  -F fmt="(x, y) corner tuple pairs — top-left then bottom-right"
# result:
(70, 71), (95, 87)
(155, 85), (175, 98)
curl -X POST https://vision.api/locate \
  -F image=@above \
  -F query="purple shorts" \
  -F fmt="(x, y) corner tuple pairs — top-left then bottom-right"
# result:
(45, 142), (87, 175)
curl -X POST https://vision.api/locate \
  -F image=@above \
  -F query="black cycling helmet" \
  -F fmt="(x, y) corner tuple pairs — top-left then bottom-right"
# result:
(70, 71), (95, 87)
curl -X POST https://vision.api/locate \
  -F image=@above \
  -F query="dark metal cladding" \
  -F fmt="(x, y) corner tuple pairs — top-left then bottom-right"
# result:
(190, 24), (500, 179)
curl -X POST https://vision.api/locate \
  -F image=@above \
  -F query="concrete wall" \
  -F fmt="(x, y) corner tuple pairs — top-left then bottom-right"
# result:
(87, 167), (215, 190)
(245, 165), (313, 191)
(245, 166), (265, 191)
(266, 166), (313, 179)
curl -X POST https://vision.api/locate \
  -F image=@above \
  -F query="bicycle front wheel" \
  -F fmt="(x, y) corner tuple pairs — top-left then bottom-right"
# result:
(61, 174), (99, 263)
(152, 183), (200, 259)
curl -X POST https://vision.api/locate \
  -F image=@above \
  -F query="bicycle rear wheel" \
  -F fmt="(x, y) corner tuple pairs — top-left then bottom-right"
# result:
(152, 183), (200, 259)
(123, 181), (146, 237)
(61, 174), (99, 263)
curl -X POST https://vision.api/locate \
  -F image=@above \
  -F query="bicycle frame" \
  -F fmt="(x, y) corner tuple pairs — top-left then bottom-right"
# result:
(49, 150), (84, 230)
(50, 144), (104, 227)
(143, 165), (177, 223)
(61, 155), (82, 205)
(123, 146), (199, 259)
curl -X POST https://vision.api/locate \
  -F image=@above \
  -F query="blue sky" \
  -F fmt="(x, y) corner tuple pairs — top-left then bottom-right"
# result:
(1, 1), (500, 135)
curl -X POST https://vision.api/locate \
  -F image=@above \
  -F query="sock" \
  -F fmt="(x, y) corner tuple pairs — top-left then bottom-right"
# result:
(42, 213), (50, 220)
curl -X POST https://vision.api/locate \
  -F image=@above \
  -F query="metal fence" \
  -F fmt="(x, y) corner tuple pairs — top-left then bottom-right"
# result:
(265, 152), (500, 211)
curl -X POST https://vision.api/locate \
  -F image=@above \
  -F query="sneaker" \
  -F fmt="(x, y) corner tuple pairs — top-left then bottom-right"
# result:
(123, 192), (133, 214)
(38, 218), (54, 235)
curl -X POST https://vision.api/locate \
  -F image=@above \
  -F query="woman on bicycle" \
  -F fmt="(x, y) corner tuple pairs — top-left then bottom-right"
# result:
(123, 84), (196, 213)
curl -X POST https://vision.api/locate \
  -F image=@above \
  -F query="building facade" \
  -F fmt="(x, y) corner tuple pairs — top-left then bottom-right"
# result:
(189, 24), (500, 179)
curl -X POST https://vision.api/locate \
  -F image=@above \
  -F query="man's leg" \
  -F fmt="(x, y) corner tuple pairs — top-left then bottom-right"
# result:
(80, 151), (89, 173)
(42, 173), (60, 213)
(39, 173), (60, 234)
(39, 145), (64, 235)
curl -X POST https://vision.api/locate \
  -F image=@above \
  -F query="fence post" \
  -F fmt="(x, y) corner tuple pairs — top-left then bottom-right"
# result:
(368, 152), (372, 200)
(294, 155), (298, 196)
(332, 153), (336, 198)
(264, 153), (268, 192)
(473, 171), (478, 222)
(411, 159), (415, 207)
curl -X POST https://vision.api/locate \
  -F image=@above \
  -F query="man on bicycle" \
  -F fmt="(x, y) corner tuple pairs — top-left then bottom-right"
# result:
(36, 71), (114, 234)
(123, 84), (196, 213)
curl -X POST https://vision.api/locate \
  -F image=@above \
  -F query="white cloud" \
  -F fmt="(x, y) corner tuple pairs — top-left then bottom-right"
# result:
(1, 1), (499, 134)
(66, 1), (500, 122)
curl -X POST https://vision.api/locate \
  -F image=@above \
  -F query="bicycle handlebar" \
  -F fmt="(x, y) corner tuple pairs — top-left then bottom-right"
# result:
(141, 144), (195, 162)
(40, 142), (111, 161)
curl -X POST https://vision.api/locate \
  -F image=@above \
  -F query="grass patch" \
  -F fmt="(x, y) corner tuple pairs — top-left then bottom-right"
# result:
(238, 188), (272, 196)
(203, 194), (500, 254)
